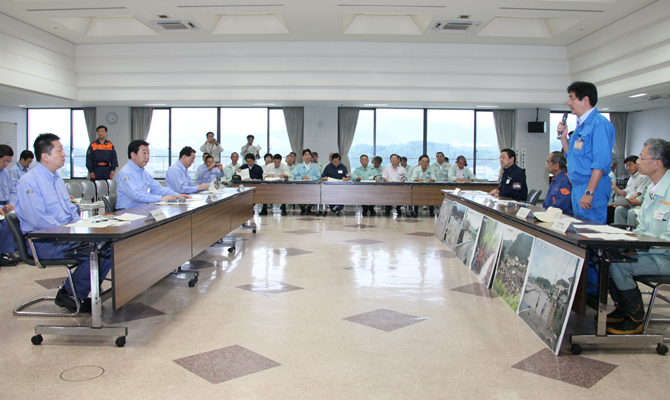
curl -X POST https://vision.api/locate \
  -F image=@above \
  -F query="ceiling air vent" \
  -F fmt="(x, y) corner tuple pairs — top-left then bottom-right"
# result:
(433, 20), (480, 34)
(149, 20), (198, 33)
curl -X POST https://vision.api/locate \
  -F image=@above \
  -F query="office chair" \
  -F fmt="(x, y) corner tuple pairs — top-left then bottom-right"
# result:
(526, 189), (542, 206)
(6, 214), (84, 317)
(80, 180), (97, 203)
(107, 179), (117, 195)
(102, 194), (117, 214)
(95, 180), (109, 200)
(66, 182), (83, 199)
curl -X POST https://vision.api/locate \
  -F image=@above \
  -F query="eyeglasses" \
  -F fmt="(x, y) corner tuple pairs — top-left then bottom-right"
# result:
(637, 155), (659, 161)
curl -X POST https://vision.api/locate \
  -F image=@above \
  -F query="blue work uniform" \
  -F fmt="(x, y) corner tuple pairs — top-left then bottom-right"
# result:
(0, 167), (17, 253)
(15, 163), (112, 300)
(411, 166), (436, 181)
(499, 163), (528, 201)
(352, 166), (378, 181)
(293, 163), (321, 181)
(610, 169), (670, 291)
(196, 164), (223, 185)
(446, 165), (475, 182)
(165, 160), (199, 194)
(86, 139), (118, 181)
(542, 169), (573, 215)
(9, 162), (29, 188)
(116, 160), (177, 210)
(565, 108), (615, 223)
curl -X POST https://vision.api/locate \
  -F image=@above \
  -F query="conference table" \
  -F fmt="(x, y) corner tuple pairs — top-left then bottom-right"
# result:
(26, 187), (255, 346)
(442, 190), (670, 354)
(233, 180), (499, 206)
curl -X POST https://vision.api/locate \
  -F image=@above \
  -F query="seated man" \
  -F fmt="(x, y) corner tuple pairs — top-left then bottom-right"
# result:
(410, 154), (436, 217)
(238, 153), (264, 180)
(321, 152), (350, 216)
(286, 153), (297, 181)
(607, 138), (670, 335)
(382, 154), (406, 216)
(117, 140), (190, 210)
(262, 154), (290, 215)
(293, 149), (321, 215)
(197, 154), (224, 185)
(223, 152), (241, 183)
(9, 150), (34, 187)
(609, 152), (618, 203)
(489, 148), (528, 202)
(165, 146), (209, 194)
(431, 152), (450, 182)
(543, 151), (572, 214)
(372, 156), (384, 179)
(0, 144), (19, 266)
(263, 153), (273, 167)
(352, 154), (380, 216)
(15, 133), (109, 312)
(609, 155), (650, 225)
(447, 156), (475, 182)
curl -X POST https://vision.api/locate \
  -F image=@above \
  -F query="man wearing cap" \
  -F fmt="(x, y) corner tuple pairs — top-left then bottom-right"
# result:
(241, 135), (261, 160)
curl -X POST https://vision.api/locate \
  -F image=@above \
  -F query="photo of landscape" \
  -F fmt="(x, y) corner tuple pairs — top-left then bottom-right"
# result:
(469, 216), (504, 286)
(455, 210), (484, 267)
(433, 198), (454, 243)
(492, 227), (535, 313)
(518, 240), (585, 355)
(444, 202), (467, 251)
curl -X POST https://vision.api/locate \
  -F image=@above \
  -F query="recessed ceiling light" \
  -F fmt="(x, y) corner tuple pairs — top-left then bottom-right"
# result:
(601, 108), (610, 110)
(364, 103), (387, 106)
(628, 93), (647, 98)
(476, 105), (498, 108)
(19, 104), (26, 107)
(145, 103), (167, 106)
(252, 103), (275, 106)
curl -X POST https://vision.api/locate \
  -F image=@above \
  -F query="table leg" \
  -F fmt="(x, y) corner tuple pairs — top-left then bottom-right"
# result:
(90, 243), (102, 328)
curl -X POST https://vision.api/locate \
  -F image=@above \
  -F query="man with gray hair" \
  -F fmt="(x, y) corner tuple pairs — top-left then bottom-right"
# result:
(543, 151), (572, 214)
(607, 138), (670, 335)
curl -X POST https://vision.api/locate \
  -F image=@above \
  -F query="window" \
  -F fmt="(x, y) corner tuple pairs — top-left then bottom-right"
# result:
(171, 108), (217, 179)
(71, 110), (89, 178)
(269, 109), (290, 160)
(375, 109), (423, 167)
(27, 109), (72, 178)
(475, 111), (500, 181)
(220, 108), (268, 166)
(145, 109), (170, 179)
(427, 110), (474, 167)
(348, 110), (374, 170)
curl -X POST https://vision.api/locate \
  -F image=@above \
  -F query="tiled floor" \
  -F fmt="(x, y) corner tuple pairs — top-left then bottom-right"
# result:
(1, 209), (669, 399)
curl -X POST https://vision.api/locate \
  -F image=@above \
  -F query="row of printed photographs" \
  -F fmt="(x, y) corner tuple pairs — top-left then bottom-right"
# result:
(434, 198), (585, 355)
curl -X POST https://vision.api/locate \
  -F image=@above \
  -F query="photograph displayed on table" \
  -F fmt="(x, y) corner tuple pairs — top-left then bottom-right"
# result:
(444, 202), (468, 251)
(433, 198), (454, 243)
(518, 239), (584, 355)
(455, 210), (484, 267)
(469, 216), (504, 286)
(492, 226), (535, 313)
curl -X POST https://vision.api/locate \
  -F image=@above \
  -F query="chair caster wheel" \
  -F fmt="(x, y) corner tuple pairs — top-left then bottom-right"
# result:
(252, 229), (256, 234)
(31, 334), (43, 345)
(188, 279), (197, 287)
(115, 337), (126, 347)
(228, 246), (235, 253)
(571, 344), (582, 355)
(656, 344), (668, 355)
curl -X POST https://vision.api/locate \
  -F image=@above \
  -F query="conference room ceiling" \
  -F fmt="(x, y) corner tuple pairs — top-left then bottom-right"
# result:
(0, 0), (656, 45)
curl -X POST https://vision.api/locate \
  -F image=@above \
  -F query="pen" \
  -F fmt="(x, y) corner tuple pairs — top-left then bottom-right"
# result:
(91, 219), (109, 223)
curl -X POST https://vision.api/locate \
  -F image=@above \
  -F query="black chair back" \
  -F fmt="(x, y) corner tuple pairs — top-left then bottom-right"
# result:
(5, 214), (35, 266)
(527, 189), (542, 206)
(102, 194), (117, 214)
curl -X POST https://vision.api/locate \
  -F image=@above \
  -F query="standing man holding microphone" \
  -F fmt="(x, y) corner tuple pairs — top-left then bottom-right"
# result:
(557, 81), (615, 224)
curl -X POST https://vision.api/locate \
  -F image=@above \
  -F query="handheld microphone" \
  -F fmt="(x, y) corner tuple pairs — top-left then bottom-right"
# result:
(557, 112), (568, 140)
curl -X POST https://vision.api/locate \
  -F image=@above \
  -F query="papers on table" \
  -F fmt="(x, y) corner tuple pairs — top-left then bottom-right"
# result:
(579, 233), (638, 241)
(574, 224), (627, 234)
(238, 168), (250, 180)
(326, 178), (342, 182)
(113, 213), (146, 221)
(71, 198), (81, 205)
(67, 217), (130, 228)
(264, 177), (283, 181)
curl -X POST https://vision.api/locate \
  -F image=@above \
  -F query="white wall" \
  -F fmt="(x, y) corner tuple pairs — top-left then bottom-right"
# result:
(0, 104), (27, 157)
(0, 13), (77, 100)
(514, 109), (551, 197)
(626, 105), (670, 156)
(303, 106), (338, 163)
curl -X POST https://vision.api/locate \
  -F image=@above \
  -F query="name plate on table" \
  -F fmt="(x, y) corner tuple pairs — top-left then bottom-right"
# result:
(516, 208), (535, 219)
(206, 194), (217, 202)
(237, 185), (245, 192)
(485, 198), (496, 208)
(551, 219), (576, 234)
(453, 188), (461, 195)
(145, 209), (167, 222)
